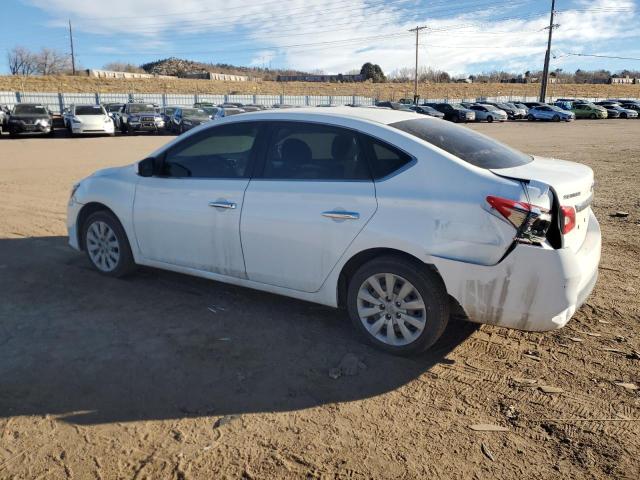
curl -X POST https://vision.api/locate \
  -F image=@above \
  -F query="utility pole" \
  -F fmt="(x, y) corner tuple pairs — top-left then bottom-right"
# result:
(68, 19), (76, 75)
(539, 0), (557, 102)
(408, 25), (428, 104)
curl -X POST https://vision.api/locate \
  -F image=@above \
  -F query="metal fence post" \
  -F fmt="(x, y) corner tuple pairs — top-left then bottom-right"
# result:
(128, 93), (134, 103)
(16, 91), (21, 104)
(95, 92), (100, 105)
(162, 93), (167, 107)
(58, 93), (64, 113)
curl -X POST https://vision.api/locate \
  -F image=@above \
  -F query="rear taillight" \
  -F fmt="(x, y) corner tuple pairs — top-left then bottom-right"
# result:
(486, 195), (552, 243)
(560, 206), (576, 234)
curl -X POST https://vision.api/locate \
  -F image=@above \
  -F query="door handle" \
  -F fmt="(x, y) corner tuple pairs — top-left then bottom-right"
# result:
(209, 201), (236, 209)
(322, 211), (360, 220)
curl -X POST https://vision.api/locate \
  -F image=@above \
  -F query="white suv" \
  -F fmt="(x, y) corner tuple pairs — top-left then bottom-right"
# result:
(67, 107), (600, 355)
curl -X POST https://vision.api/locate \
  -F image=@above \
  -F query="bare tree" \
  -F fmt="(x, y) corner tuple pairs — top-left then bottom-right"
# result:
(34, 48), (71, 75)
(6, 46), (37, 75)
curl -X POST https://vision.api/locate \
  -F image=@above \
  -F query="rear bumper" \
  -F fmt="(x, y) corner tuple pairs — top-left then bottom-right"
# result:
(437, 210), (601, 332)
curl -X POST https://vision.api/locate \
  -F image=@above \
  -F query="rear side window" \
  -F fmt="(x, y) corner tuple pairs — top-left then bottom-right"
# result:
(263, 122), (370, 180)
(363, 137), (413, 179)
(390, 118), (532, 169)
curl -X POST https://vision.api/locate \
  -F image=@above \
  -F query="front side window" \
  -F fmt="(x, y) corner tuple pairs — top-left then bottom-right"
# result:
(263, 122), (370, 180)
(390, 118), (532, 169)
(161, 123), (259, 178)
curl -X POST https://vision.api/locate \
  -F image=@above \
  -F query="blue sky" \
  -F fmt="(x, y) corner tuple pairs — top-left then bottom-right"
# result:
(1, 0), (639, 76)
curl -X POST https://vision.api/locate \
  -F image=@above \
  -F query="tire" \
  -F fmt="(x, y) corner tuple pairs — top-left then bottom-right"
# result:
(552, 115), (560, 122)
(452, 116), (460, 123)
(589, 113), (596, 119)
(486, 115), (493, 123)
(82, 210), (136, 278)
(621, 112), (628, 119)
(346, 255), (449, 356)
(120, 122), (128, 134)
(527, 114), (535, 121)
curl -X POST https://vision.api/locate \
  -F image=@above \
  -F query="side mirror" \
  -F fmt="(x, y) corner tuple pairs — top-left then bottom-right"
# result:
(138, 157), (155, 177)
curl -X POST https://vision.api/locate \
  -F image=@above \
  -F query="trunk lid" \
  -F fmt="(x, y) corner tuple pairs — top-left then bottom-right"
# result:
(491, 156), (594, 252)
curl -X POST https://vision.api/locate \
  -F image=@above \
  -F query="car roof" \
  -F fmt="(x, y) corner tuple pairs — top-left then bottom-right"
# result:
(219, 106), (425, 126)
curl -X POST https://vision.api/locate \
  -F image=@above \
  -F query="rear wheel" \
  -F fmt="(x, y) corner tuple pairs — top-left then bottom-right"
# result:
(347, 256), (449, 356)
(82, 211), (136, 278)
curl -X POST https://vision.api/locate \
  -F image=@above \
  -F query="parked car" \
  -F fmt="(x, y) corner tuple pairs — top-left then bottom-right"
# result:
(222, 102), (244, 108)
(618, 100), (640, 115)
(567, 101), (608, 119)
(595, 101), (638, 119)
(513, 102), (530, 114)
(467, 104), (508, 122)
(408, 105), (445, 118)
(523, 101), (547, 109)
(63, 104), (115, 136)
(103, 103), (124, 120)
(6, 103), (54, 136)
(159, 106), (180, 126)
(484, 102), (526, 120)
(193, 102), (217, 109)
(526, 105), (575, 122)
(271, 104), (295, 109)
(0, 105), (9, 133)
(170, 107), (212, 133)
(67, 107), (600, 355)
(376, 101), (413, 111)
(425, 103), (476, 122)
(116, 103), (164, 134)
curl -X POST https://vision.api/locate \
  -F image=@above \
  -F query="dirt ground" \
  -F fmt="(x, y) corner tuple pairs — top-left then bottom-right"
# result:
(0, 120), (638, 480)
(2, 74), (640, 101)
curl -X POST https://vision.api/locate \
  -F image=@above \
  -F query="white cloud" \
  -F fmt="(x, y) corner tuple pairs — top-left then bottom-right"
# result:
(24, 0), (638, 74)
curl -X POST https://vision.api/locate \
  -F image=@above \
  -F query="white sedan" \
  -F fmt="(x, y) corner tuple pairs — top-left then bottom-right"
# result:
(67, 107), (601, 355)
(63, 104), (115, 136)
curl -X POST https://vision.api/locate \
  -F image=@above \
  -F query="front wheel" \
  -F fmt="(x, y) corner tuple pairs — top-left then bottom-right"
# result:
(82, 211), (136, 277)
(527, 114), (535, 121)
(347, 256), (449, 355)
(621, 112), (628, 119)
(552, 115), (560, 122)
(589, 113), (596, 119)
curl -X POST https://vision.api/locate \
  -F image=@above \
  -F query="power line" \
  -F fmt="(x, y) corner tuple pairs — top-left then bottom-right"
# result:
(560, 53), (640, 61)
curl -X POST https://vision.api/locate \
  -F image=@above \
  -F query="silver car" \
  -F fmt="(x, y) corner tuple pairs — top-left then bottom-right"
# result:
(468, 104), (508, 122)
(527, 105), (575, 122)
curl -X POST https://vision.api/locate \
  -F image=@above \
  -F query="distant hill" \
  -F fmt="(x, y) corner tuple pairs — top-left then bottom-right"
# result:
(140, 57), (309, 80)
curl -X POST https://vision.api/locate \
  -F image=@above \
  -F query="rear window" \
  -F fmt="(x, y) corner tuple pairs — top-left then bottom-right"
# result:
(390, 118), (532, 169)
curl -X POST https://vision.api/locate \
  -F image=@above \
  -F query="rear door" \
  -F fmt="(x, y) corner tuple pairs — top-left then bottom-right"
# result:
(133, 122), (262, 277)
(240, 121), (377, 292)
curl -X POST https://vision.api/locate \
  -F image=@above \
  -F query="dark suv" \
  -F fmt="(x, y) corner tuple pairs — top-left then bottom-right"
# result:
(6, 103), (54, 136)
(425, 103), (476, 122)
(115, 103), (164, 134)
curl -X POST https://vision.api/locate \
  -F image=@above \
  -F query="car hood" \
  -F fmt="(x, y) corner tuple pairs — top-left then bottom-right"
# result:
(91, 164), (135, 178)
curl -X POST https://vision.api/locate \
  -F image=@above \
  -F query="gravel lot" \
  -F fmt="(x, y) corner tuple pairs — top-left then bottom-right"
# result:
(0, 120), (638, 479)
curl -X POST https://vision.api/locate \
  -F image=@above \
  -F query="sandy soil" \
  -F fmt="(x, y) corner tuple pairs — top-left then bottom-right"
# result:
(2, 74), (640, 100)
(0, 120), (638, 479)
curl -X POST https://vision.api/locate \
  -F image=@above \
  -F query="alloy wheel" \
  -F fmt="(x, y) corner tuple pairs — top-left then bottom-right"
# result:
(356, 273), (427, 346)
(86, 221), (120, 272)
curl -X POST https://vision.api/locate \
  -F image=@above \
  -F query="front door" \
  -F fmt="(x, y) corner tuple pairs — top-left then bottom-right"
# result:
(133, 122), (261, 277)
(240, 121), (377, 292)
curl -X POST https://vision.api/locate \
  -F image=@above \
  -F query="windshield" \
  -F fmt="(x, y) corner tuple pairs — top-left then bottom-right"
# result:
(129, 104), (156, 113)
(14, 104), (48, 115)
(106, 104), (122, 112)
(183, 108), (210, 119)
(390, 118), (532, 169)
(201, 107), (220, 115)
(448, 103), (464, 109)
(483, 104), (500, 111)
(76, 105), (105, 116)
(163, 107), (177, 115)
